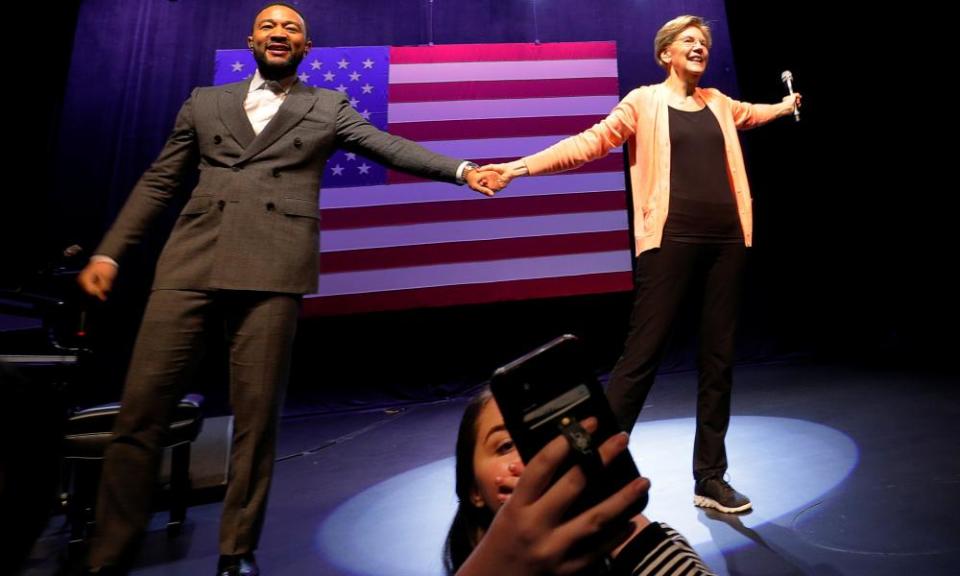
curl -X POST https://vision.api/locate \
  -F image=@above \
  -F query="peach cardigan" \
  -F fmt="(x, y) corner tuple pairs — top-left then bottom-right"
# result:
(522, 83), (781, 254)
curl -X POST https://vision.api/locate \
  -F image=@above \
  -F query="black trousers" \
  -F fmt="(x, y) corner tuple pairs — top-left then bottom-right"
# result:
(87, 289), (300, 568)
(606, 240), (746, 481)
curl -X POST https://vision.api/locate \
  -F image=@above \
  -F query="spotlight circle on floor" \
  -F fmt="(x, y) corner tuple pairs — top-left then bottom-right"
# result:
(317, 416), (858, 576)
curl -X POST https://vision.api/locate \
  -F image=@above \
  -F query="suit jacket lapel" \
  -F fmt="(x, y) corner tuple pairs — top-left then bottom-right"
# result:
(219, 79), (256, 150)
(238, 81), (316, 164)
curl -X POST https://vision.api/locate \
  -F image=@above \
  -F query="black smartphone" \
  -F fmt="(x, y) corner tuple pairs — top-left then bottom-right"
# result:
(490, 334), (647, 516)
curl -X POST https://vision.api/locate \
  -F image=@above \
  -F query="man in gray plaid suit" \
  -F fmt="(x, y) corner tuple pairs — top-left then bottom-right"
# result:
(77, 3), (502, 574)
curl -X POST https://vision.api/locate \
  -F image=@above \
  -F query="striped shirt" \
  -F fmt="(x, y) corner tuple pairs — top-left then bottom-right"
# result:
(610, 522), (716, 576)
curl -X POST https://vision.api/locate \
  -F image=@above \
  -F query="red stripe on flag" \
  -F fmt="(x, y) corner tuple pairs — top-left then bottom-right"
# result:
(388, 115), (606, 141)
(390, 42), (616, 64)
(302, 271), (633, 316)
(389, 78), (619, 103)
(388, 154), (624, 184)
(320, 230), (631, 273)
(322, 191), (626, 230)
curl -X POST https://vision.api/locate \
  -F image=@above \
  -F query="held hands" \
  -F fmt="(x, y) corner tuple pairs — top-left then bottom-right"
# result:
(77, 260), (118, 302)
(465, 160), (528, 196)
(466, 165), (509, 197)
(477, 163), (513, 190)
(457, 419), (652, 576)
(477, 159), (528, 191)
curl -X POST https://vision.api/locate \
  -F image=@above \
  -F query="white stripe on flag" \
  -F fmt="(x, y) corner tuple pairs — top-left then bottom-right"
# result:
(316, 251), (632, 295)
(388, 95), (620, 123)
(320, 211), (629, 252)
(389, 59), (618, 84)
(320, 172), (627, 209)
(418, 135), (621, 160)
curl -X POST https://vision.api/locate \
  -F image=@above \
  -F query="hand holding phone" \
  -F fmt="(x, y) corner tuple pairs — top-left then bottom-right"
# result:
(490, 334), (647, 517)
(457, 419), (651, 576)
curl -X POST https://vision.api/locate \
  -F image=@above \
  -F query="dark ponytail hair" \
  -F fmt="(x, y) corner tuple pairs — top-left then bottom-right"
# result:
(443, 389), (496, 574)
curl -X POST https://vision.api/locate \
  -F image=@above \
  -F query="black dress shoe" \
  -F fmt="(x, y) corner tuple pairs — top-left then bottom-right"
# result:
(217, 553), (260, 576)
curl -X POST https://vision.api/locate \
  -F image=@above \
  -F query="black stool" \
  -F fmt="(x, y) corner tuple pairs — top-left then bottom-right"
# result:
(63, 394), (204, 543)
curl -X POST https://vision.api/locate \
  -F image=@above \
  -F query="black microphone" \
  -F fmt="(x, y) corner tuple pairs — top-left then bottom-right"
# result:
(780, 70), (800, 122)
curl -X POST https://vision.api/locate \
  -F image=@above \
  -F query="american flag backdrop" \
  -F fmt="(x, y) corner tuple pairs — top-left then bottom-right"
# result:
(214, 42), (633, 316)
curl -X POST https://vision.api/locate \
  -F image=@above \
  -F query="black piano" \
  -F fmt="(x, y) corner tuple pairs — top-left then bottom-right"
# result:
(0, 271), (86, 568)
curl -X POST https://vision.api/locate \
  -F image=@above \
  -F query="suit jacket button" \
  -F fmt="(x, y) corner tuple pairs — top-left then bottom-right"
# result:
(273, 168), (281, 177)
(232, 166), (240, 172)
(217, 200), (226, 210)
(266, 202), (276, 211)
(214, 135), (222, 144)
(294, 137), (303, 148)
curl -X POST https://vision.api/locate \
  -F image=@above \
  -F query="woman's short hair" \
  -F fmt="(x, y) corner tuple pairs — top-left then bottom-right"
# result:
(654, 15), (712, 71)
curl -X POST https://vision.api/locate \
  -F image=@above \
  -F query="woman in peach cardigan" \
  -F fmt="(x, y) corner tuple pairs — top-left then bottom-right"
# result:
(484, 14), (801, 515)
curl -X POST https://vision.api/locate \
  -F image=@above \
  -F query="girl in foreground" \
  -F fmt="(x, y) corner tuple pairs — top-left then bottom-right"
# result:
(444, 389), (716, 575)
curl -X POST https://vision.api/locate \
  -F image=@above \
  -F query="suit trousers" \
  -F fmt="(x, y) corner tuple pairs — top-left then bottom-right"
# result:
(606, 240), (746, 482)
(87, 288), (300, 567)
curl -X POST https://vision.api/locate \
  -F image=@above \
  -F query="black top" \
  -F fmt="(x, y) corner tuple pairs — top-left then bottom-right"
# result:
(663, 106), (743, 243)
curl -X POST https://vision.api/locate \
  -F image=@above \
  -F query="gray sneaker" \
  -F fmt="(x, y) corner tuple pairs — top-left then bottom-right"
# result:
(694, 477), (752, 513)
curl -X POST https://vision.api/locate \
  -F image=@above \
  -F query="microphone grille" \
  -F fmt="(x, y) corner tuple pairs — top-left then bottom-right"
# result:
(63, 244), (84, 258)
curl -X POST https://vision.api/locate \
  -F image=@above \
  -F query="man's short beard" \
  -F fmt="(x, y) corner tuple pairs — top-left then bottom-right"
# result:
(254, 52), (304, 80)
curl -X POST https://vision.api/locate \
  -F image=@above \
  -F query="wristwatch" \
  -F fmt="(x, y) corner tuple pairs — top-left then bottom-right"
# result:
(460, 161), (479, 183)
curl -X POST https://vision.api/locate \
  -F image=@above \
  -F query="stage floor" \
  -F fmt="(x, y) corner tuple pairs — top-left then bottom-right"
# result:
(23, 361), (960, 575)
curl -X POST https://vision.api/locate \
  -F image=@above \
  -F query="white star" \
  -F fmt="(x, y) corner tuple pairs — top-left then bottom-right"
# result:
(337, 58), (349, 69)
(323, 71), (336, 82)
(336, 84), (348, 93)
(244, 73), (253, 79)
(360, 109), (371, 120)
(349, 71), (361, 81)
(231, 61), (244, 72)
(345, 153), (357, 161)
(358, 163), (371, 175)
(362, 58), (374, 69)
(331, 164), (345, 176)
(361, 83), (373, 94)
(310, 59), (322, 70)
(349, 97), (360, 108)
(298, 72), (310, 83)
